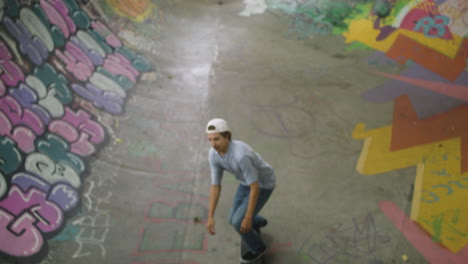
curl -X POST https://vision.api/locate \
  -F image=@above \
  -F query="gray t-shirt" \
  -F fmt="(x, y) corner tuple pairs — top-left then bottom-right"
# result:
(208, 140), (276, 189)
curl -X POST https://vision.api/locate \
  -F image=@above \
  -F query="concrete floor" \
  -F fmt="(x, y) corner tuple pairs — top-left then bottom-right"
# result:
(1, 0), (467, 264)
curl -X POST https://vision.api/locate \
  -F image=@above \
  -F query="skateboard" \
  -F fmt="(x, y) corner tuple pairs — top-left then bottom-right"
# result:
(240, 238), (265, 264)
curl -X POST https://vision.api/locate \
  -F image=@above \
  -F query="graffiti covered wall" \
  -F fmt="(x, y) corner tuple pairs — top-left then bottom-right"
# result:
(343, 0), (468, 259)
(0, 0), (150, 262)
(256, 0), (468, 261)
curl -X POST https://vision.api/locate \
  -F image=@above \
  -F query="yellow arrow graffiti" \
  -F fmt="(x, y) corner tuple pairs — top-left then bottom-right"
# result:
(353, 123), (468, 252)
(342, 18), (463, 59)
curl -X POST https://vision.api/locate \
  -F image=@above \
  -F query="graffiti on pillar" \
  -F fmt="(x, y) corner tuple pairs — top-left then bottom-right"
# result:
(336, 0), (468, 260)
(352, 101), (468, 253)
(0, 0), (151, 263)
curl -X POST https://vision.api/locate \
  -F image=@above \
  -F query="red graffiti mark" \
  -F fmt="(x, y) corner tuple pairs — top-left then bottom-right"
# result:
(268, 242), (293, 254)
(379, 200), (468, 263)
(153, 178), (209, 200)
(309, 91), (333, 106)
(143, 200), (208, 224)
(370, 70), (468, 102)
(132, 224), (209, 255)
(391, 95), (468, 173)
(386, 35), (468, 82)
(132, 261), (200, 264)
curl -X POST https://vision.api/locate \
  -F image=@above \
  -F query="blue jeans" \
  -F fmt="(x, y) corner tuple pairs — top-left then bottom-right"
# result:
(228, 184), (274, 254)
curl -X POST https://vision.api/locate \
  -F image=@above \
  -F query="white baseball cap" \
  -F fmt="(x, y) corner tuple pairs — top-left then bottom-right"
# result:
(206, 118), (229, 133)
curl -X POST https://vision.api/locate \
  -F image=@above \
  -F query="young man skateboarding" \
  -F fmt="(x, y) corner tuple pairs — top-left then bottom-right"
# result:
(205, 118), (276, 263)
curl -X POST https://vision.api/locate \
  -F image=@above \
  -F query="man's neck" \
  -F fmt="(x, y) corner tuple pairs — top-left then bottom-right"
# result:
(218, 141), (230, 156)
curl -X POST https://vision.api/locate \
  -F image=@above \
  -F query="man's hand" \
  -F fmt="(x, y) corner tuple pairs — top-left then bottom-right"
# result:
(240, 217), (253, 233)
(206, 218), (216, 235)
(240, 182), (259, 233)
(207, 185), (221, 236)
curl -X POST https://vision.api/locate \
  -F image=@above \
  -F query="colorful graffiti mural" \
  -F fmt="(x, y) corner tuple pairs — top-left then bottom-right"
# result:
(263, 0), (468, 259)
(340, 0), (468, 260)
(0, 0), (150, 262)
(267, 0), (373, 38)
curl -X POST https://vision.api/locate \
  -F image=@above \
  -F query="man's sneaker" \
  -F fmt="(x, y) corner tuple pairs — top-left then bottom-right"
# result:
(240, 248), (266, 263)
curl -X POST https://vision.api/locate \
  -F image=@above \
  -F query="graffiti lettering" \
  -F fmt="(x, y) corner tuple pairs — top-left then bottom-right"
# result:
(0, 136), (23, 175)
(70, 35), (102, 66)
(76, 30), (106, 58)
(421, 178), (468, 203)
(55, 41), (94, 81)
(25, 152), (81, 188)
(0, 209), (44, 257)
(20, 7), (54, 52)
(40, 0), (73, 40)
(3, 16), (49, 65)
(0, 95), (45, 135)
(33, 63), (73, 105)
(91, 20), (121, 48)
(26, 75), (65, 118)
(72, 180), (112, 258)
(414, 15), (450, 38)
(0, 109), (36, 153)
(72, 83), (124, 114)
(0, 39), (25, 88)
(12, 172), (79, 212)
(0, 0), (151, 261)
(89, 71), (126, 97)
(10, 83), (52, 125)
(48, 107), (105, 156)
(0, 185), (63, 233)
(0, 173), (6, 198)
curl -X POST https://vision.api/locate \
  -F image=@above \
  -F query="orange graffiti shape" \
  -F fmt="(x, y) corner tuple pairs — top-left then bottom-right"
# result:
(386, 35), (468, 82)
(106, 0), (153, 20)
(414, 0), (439, 14)
(391, 95), (468, 173)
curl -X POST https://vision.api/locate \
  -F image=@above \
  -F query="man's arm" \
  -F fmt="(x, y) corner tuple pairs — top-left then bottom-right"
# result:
(207, 184), (221, 235)
(240, 182), (259, 233)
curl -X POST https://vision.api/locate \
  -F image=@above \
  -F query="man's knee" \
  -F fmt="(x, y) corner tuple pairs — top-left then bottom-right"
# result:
(229, 216), (242, 231)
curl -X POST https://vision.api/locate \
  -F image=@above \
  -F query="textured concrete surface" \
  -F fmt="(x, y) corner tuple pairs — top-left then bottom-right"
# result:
(1, 0), (467, 264)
